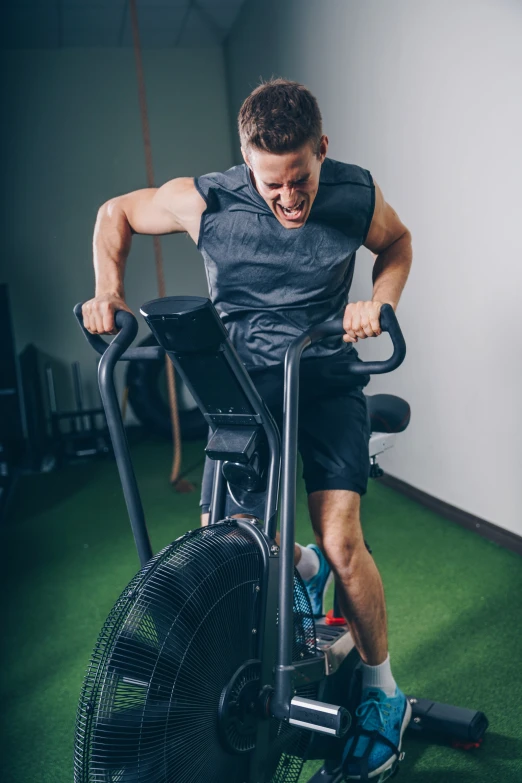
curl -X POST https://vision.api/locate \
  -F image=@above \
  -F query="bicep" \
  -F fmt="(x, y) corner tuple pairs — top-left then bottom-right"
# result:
(363, 181), (410, 254)
(114, 178), (203, 236)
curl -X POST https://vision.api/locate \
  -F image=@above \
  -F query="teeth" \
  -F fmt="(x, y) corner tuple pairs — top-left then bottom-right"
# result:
(282, 203), (302, 215)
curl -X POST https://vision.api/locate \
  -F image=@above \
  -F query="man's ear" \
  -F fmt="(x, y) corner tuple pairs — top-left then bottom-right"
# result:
(319, 135), (329, 161)
(241, 146), (250, 167)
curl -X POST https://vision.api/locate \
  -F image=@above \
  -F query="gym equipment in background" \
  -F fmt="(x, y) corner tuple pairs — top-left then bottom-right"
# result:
(45, 360), (111, 465)
(18, 344), (50, 472)
(0, 284), (25, 518)
(73, 297), (488, 783)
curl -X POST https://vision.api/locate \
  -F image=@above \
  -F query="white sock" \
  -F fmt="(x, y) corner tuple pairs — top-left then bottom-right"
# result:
(361, 654), (397, 697)
(296, 543), (320, 581)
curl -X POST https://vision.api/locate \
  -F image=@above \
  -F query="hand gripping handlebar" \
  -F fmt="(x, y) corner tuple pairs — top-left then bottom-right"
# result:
(305, 303), (406, 374)
(73, 303), (163, 362)
(73, 302), (405, 371)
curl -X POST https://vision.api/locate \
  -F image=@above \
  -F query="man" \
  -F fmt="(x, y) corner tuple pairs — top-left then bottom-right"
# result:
(83, 78), (412, 780)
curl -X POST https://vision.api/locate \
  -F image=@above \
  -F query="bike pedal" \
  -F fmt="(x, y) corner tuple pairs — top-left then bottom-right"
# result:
(289, 696), (351, 737)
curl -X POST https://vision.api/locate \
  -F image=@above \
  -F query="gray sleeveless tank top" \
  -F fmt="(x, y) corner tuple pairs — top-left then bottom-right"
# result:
(194, 157), (375, 370)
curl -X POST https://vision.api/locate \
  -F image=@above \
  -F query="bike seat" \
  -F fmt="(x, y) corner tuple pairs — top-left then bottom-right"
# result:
(366, 394), (410, 434)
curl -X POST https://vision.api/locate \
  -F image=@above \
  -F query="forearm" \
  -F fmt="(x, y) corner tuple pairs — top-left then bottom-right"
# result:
(93, 200), (133, 297)
(371, 231), (412, 311)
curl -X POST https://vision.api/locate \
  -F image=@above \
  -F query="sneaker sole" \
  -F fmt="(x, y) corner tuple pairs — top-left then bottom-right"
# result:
(344, 697), (412, 780)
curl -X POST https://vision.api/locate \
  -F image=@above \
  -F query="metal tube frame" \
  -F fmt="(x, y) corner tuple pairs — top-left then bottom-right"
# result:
(95, 313), (153, 568)
(272, 308), (405, 717)
(75, 301), (407, 725)
(207, 339), (281, 539)
(74, 301), (488, 782)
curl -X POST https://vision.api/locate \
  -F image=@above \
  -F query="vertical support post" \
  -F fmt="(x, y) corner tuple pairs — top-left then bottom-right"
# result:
(272, 333), (310, 717)
(98, 335), (153, 568)
(209, 459), (226, 525)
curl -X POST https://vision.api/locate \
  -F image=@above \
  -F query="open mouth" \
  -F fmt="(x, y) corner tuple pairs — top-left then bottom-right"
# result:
(277, 200), (305, 221)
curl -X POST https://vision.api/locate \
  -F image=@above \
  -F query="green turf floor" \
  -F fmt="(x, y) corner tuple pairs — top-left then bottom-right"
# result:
(1, 436), (521, 782)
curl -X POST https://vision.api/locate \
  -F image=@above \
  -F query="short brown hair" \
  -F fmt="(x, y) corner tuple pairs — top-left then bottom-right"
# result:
(238, 78), (323, 156)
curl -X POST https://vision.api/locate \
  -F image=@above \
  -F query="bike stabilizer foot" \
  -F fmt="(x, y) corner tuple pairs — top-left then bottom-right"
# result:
(407, 696), (488, 742)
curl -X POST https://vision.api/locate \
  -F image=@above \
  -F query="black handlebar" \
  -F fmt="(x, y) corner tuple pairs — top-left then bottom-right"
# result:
(73, 303), (163, 361)
(74, 300), (405, 373)
(73, 302), (154, 566)
(276, 302), (405, 705)
(305, 302), (406, 374)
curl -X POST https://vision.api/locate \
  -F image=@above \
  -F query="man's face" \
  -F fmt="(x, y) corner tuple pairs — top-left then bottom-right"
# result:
(243, 136), (328, 229)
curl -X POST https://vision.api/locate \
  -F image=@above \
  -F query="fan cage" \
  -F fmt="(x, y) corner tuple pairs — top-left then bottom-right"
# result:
(74, 522), (318, 783)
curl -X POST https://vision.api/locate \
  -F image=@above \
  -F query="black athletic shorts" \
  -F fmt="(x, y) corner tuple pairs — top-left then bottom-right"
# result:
(200, 349), (372, 515)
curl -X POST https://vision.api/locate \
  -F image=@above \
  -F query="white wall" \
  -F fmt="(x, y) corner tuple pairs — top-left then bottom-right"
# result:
(225, 0), (522, 535)
(0, 48), (233, 410)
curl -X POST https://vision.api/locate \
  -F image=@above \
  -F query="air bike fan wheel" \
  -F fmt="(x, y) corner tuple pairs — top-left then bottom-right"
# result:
(74, 521), (318, 783)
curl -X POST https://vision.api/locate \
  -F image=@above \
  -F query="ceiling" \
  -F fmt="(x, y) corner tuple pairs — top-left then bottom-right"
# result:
(1, 0), (248, 49)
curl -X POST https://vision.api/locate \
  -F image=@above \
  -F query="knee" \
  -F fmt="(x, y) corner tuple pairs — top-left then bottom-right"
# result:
(321, 530), (368, 576)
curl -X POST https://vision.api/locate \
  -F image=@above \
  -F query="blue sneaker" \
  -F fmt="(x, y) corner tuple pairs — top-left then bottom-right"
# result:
(342, 687), (411, 780)
(302, 544), (333, 618)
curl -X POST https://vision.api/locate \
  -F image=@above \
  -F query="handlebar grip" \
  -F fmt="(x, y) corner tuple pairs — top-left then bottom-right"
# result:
(73, 302), (139, 357)
(308, 303), (406, 375)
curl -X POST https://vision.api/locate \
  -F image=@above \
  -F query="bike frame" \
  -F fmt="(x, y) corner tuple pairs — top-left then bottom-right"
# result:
(73, 298), (410, 782)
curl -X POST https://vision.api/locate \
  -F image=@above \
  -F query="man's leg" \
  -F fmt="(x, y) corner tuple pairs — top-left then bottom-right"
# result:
(307, 488), (387, 665)
(203, 487), (387, 661)
(203, 487), (388, 665)
(308, 489), (410, 779)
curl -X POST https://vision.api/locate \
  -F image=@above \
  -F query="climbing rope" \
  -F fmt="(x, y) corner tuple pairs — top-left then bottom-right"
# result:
(129, 0), (194, 492)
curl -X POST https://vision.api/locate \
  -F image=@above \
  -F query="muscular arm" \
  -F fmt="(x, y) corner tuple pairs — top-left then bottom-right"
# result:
(343, 182), (412, 343)
(84, 178), (205, 334)
(364, 181), (412, 311)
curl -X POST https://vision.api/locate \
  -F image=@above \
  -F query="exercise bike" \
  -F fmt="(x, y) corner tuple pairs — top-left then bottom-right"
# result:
(73, 297), (488, 783)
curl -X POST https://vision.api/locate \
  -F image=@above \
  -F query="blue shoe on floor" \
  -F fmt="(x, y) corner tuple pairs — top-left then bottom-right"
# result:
(342, 687), (411, 781)
(302, 544), (333, 618)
